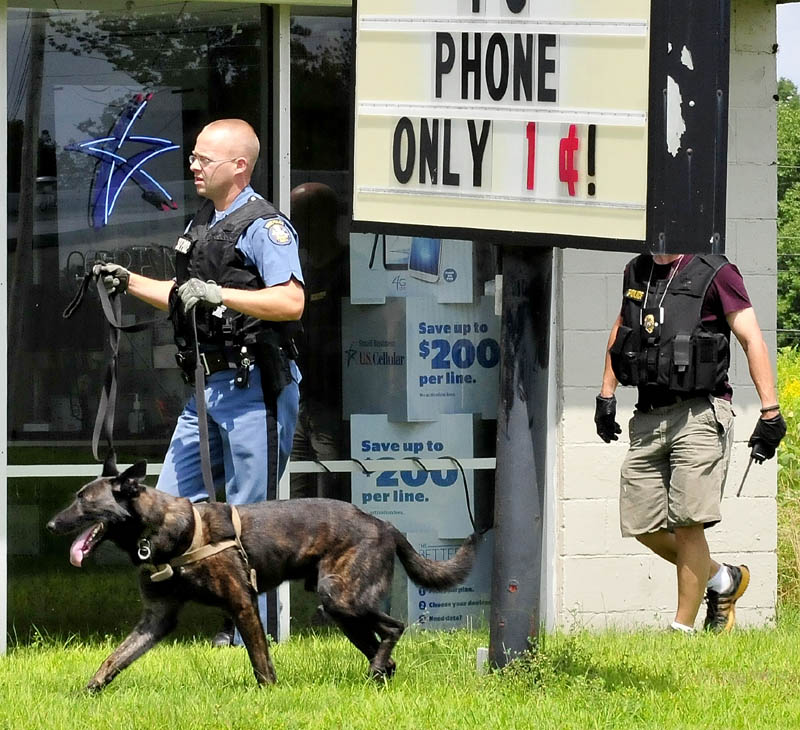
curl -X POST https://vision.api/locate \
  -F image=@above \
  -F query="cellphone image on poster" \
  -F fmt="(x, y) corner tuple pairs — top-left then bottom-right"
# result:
(369, 234), (409, 270)
(407, 237), (442, 282)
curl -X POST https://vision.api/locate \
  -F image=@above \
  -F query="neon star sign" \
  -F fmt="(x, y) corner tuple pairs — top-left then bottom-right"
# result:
(66, 92), (179, 229)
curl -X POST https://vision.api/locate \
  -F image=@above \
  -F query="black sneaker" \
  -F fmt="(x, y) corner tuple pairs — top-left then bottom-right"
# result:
(211, 617), (235, 648)
(704, 564), (750, 632)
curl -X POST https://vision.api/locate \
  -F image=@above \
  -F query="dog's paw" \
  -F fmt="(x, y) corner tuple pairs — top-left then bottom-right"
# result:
(85, 679), (105, 694)
(369, 658), (396, 681)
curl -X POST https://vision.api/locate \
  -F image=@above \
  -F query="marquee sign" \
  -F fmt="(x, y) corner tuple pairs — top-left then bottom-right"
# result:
(352, 0), (731, 253)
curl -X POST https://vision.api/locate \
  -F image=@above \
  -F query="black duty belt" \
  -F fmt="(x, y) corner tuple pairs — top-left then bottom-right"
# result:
(199, 350), (237, 376)
(175, 349), (237, 379)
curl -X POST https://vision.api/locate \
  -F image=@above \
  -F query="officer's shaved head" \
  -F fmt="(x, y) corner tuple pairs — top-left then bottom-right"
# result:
(198, 119), (260, 175)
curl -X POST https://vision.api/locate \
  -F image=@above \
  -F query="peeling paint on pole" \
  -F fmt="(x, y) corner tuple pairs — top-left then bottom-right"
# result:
(666, 75), (686, 157)
(646, 0), (731, 254)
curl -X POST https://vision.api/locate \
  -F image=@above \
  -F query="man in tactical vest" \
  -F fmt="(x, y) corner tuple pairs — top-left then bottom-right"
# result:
(595, 252), (785, 634)
(94, 119), (305, 646)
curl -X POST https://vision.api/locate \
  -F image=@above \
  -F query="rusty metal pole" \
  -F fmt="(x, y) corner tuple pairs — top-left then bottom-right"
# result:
(489, 245), (552, 668)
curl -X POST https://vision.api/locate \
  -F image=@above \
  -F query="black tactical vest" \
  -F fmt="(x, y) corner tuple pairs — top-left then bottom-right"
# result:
(609, 254), (730, 394)
(170, 195), (296, 352)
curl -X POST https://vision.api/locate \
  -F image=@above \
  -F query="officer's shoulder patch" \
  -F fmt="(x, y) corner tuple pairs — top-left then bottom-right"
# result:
(624, 288), (645, 302)
(264, 217), (292, 245)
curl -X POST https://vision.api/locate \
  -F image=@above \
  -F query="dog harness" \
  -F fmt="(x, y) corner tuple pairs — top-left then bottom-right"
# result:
(140, 506), (258, 591)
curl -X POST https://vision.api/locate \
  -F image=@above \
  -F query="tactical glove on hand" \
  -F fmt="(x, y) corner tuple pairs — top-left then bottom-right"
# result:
(595, 394), (622, 443)
(747, 412), (787, 462)
(178, 278), (223, 312)
(92, 263), (130, 295)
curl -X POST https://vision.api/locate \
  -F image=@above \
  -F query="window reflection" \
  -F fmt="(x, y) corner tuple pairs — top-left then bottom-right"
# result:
(289, 14), (352, 501)
(7, 4), (265, 452)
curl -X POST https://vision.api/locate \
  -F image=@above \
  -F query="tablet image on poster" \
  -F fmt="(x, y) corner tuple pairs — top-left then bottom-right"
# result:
(349, 233), (472, 304)
(407, 237), (442, 283)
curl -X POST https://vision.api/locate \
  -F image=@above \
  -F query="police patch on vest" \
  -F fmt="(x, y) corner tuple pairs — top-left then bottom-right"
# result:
(625, 288), (645, 302)
(265, 219), (292, 245)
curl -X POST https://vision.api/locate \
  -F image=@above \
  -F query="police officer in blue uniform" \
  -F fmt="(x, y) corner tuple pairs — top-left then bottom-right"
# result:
(94, 119), (304, 646)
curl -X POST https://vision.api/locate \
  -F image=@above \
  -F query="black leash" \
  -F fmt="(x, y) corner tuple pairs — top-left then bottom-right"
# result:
(409, 456), (488, 535)
(191, 310), (217, 502)
(63, 272), (161, 462)
(64, 271), (216, 502)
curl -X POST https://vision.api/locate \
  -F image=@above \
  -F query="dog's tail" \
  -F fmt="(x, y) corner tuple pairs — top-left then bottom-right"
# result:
(393, 530), (478, 591)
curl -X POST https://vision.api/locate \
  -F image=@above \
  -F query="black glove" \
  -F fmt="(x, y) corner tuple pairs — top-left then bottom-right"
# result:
(92, 263), (130, 295)
(595, 394), (622, 443)
(747, 412), (787, 463)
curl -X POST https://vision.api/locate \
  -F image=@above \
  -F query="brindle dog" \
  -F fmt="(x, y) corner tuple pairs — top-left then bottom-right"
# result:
(46, 451), (477, 692)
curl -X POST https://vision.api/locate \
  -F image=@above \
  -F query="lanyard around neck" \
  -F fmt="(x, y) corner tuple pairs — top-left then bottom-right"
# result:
(643, 254), (684, 309)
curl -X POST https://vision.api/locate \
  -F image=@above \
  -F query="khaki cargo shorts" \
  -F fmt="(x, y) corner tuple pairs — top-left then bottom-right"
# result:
(620, 396), (734, 537)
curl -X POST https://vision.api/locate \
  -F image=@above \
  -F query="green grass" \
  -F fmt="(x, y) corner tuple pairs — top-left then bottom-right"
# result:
(4, 616), (800, 729)
(778, 347), (800, 604)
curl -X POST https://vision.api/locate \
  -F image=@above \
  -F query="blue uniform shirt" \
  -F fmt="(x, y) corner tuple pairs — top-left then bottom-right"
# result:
(207, 185), (305, 289)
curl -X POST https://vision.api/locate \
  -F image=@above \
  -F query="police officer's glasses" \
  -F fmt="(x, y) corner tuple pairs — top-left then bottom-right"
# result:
(188, 153), (239, 167)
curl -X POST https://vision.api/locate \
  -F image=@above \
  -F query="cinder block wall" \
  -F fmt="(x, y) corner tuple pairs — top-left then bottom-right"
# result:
(556, 0), (778, 630)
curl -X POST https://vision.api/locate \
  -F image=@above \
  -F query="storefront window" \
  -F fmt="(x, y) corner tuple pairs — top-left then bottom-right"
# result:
(7, 4), (498, 639)
(8, 3), (268, 455)
(289, 13), (352, 502)
(7, 2), (270, 641)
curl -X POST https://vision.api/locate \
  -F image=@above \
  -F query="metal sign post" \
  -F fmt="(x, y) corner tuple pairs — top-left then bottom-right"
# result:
(489, 246), (552, 668)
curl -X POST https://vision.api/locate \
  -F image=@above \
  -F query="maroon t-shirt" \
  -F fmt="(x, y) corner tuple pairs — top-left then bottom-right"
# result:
(620, 254), (752, 404)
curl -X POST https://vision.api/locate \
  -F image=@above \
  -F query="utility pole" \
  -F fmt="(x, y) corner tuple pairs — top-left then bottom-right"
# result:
(489, 246), (552, 667)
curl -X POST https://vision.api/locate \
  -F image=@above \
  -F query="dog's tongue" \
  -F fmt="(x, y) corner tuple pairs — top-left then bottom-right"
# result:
(69, 525), (98, 567)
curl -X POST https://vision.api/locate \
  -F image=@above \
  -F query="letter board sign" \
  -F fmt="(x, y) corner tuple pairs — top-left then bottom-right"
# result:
(351, 0), (730, 254)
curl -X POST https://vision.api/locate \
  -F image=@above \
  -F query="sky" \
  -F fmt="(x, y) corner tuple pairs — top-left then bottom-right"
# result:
(778, 3), (800, 85)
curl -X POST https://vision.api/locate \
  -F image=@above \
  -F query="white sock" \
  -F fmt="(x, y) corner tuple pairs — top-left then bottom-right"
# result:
(707, 564), (733, 594)
(670, 621), (695, 634)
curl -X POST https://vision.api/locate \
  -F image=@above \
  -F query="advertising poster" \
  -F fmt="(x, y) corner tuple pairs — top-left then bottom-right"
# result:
(341, 298), (408, 418)
(407, 530), (493, 630)
(342, 297), (500, 421)
(350, 413), (475, 538)
(349, 233), (473, 304)
(405, 295), (500, 421)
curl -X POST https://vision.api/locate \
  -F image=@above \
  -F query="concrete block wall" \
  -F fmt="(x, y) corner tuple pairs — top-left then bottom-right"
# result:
(555, 0), (778, 631)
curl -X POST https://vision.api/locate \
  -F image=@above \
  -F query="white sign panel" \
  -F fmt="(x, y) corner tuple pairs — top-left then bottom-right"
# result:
(406, 296), (500, 421)
(407, 531), (493, 630)
(351, 413), (475, 538)
(353, 0), (651, 241)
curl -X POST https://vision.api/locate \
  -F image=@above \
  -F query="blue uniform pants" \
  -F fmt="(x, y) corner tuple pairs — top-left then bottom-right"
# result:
(157, 362), (300, 638)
